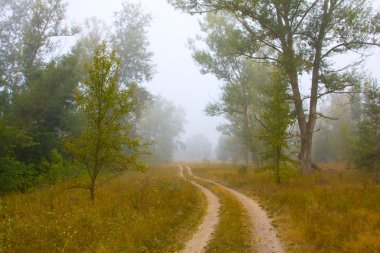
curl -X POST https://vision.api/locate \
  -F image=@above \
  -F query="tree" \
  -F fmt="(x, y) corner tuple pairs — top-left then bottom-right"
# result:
(0, 0), (78, 90)
(170, 0), (380, 173)
(73, 3), (155, 123)
(257, 69), (294, 183)
(312, 93), (359, 163)
(111, 1), (155, 85)
(180, 134), (213, 161)
(11, 54), (82, 165)
(216, 135), (248, 163)
(193, 16), (271, 165)
(65, 44), (144, 201)
(354, 81), (380, 182)
(71, 17), (110, 79)
(138, 96), (185, 163)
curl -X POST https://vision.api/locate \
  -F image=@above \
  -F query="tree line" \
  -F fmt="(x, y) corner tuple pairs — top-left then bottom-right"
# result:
(0, 0), (186, 198)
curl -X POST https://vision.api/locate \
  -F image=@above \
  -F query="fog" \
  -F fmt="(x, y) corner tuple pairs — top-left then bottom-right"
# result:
(64, 0), (380, 161)
(65, 0), (225, 159)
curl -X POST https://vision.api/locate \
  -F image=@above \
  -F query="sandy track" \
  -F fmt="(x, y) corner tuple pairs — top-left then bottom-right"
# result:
(178, 166), (221, 253)
(186, 166), (285, 253)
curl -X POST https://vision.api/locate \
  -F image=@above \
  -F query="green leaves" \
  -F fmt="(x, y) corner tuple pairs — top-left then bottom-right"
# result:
(257, 68), (294, 182)
(354, 82), (380, 171)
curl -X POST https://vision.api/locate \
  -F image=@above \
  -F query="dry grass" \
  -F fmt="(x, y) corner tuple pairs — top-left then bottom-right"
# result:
(0, 165), (205, 253)
(191, 163), (380, 253)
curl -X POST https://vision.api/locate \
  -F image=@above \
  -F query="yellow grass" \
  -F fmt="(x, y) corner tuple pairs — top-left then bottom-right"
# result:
(0, 165), (205, 253)
(192, 163), (380, 253)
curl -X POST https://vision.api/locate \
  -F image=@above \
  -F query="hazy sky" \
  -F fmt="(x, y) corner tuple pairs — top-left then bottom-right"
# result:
(65, 0), (380, 152)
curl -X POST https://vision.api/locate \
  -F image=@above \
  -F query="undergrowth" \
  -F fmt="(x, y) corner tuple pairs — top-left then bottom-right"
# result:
(192, 163), (380, 253)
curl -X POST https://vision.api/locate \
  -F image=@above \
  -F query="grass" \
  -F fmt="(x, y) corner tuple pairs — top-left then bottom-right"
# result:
(191, 163), (380, 253)
(197, 180), (253, 253)
(0, 164), (206, 253)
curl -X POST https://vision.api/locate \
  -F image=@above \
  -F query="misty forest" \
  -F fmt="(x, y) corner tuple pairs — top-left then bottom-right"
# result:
(1, 0), (380, 252)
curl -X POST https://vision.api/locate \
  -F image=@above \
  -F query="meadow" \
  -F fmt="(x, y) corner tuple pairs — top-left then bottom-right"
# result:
(192, 163), (380, 253)
(0, 165), (205, 253)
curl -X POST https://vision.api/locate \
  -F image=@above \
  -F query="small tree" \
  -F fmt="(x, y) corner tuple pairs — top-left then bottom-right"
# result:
(66, 44), (144, 201)
(258, 69), (294, 183)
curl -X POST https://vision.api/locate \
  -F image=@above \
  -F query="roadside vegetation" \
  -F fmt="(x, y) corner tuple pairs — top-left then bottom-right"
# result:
(192, 163), (380, 253)
(0, 166), (205, 253)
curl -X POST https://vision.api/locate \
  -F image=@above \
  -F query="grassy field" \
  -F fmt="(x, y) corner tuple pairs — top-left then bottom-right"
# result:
(0, 165), (205, 253)
(192, 163), (380, 253)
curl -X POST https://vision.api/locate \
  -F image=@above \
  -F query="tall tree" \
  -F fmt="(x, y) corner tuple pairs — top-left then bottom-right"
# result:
(0, 0), (77, 90)
(65, 44), (144, 201)
(111, 2), (155, 85)
(193, 15), (271, 164)
(12, 54), (82, 164)
(170, 0), (380, 172)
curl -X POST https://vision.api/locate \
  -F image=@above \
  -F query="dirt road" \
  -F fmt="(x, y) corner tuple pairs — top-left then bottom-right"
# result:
(178, 166), (221, 253)
(185, 166), (285, 253)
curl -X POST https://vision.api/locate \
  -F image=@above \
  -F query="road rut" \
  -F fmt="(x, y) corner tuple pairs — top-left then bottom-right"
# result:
(185, 166), (285, 253)
(178, 166), (221, 253)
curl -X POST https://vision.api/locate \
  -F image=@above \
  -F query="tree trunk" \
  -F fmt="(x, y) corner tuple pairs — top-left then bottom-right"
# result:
(90, 183), (95, 202)
(375, 170), (380, 184)
(276, 147), (281, 184)
(299, 134), (313, 173)
(283, 46), (312, 174)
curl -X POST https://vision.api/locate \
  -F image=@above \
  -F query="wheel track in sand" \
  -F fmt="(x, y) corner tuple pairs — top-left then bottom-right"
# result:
(184, 166), (285, 253)
(178, 166), (221, 253)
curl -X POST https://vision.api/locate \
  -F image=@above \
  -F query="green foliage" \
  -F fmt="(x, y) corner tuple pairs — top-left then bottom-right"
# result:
(203, 57), (271, 164)
(258, 68), (294, 182)
(12, 54), (82, 165)
(0, 121), (34, 193)
(354, 82), (380, 175)
(36, 149), (77, 185)
(65, 44), (146, 200)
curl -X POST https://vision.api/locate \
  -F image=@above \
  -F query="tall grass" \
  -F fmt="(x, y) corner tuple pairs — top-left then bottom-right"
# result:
(0, 165), (205, 252)
(192, 164), (380, 253)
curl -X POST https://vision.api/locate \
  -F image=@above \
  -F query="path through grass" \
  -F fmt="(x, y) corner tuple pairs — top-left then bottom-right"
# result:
(192, 164), (380, 253)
